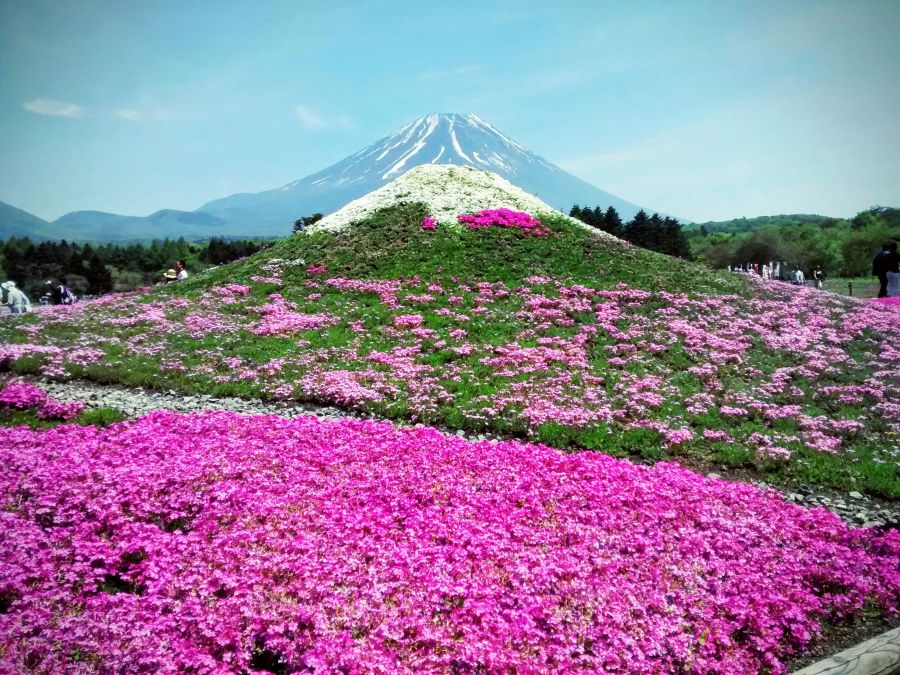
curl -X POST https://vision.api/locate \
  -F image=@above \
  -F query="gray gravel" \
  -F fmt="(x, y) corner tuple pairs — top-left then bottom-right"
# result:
(29, 378), (900, 530)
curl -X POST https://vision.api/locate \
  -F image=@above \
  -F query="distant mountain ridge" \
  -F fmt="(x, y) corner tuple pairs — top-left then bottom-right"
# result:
(3, 113), (658, 242)
(0, 201), (57, 241)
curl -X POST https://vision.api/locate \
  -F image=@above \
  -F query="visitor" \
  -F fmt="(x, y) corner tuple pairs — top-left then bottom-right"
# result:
(163, 268), (178, 283)
(175, 260), (189, 280)
(886, 243), (900, 297)
(873, 243), (892, 298)
(812, 267), (825, 290)
(2, 281), (31, 315)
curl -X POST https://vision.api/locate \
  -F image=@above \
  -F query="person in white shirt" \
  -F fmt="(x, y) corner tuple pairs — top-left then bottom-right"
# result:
(2, 281), (31, 314)
(175, 260), (189, 280)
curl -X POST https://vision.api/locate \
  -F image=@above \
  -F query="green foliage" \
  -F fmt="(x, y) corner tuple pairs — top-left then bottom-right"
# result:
(293, 213), (324, 234)
(688, 207), (900, 278)
(0, 236), (272, 298)
(77, 406), (127, 427)
(570, 206), (690, 258)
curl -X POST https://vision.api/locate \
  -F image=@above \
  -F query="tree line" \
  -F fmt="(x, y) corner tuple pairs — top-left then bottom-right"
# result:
(0, 237), (268, 301)
(687, 207), (900, 277)
(569, 206), (692, 258)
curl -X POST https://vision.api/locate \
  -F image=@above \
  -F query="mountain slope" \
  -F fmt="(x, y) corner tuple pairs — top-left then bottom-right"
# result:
(198, 113), (651, 226)
(0, 201), (58, 240)
(51, 209), (232, 242)
(309, 165), (598, 234)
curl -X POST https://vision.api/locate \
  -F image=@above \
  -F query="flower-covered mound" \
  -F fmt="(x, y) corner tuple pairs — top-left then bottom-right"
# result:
(0, 378), (85, 420)
(1, 411), (898, 673)
(307, 165), (597, 235)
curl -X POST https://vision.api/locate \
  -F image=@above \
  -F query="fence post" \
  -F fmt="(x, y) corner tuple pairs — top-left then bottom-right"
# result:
(848, 281), (853, 296)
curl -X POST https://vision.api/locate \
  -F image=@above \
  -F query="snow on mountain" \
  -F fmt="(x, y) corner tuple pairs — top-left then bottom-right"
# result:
(198, 113), (650, 229)
(25, 113), (655, 242)
(308, 165), (604, 236)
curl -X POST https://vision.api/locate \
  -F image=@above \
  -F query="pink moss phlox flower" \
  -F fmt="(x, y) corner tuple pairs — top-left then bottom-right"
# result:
(421, 215), (437, 231)
(458, 208), (549, 236)
(0, 378), (85, 420)
(0, 412), (897, 673)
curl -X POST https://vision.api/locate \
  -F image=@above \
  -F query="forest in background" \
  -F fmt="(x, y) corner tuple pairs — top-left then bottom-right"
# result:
(686, 207), (900, 277)
(0, 237), (268, 301)
(568, 206), (692, 258)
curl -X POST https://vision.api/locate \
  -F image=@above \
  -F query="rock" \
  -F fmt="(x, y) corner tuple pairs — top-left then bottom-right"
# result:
(848, 491), (864, 500)
(706, 473), (721, 480)
(862, 521), (885, 528)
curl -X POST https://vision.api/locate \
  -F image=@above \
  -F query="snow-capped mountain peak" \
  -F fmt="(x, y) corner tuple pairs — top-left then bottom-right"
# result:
(294, 113), (558, 189)
(197, 113), (650, 230)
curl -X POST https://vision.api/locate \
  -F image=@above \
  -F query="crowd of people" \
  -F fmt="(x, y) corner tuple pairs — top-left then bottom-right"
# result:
(1, 260), (190, 317)
(728, 243), (900, 298)
(727, 262), (826, 289)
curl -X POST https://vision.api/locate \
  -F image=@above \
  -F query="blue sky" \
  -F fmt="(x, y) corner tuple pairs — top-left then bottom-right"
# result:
(1, 0), (898, 222)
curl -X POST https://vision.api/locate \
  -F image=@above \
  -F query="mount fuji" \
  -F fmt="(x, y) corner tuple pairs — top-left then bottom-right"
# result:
(197, 113), (650, 232)
(5, 114), (655, 242)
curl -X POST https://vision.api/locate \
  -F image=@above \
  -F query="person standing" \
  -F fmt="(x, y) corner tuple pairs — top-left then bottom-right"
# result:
(886, 243), (900, 297)
(2, 281), (31, 314)
(873, 243), (892, 298)
(812, 266), (825, 290)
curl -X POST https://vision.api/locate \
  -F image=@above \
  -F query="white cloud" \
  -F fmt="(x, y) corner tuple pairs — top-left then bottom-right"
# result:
(22, 97), (84, 118)
(113, 107), (173, 122)
(295, 104), (351, 130)
(114, 108), (145, 122)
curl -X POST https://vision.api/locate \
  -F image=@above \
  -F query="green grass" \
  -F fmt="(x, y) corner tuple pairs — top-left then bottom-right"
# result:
(1, 203), (896, 499)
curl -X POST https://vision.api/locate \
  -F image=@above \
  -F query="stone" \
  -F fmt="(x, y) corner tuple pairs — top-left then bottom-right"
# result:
(848, 491), (864, 500)
(706, 473), (721, 480)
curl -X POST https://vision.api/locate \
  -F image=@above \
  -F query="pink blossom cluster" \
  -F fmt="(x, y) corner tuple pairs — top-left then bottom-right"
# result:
(0, 412), (897, 673)
(0, 378), (85, 420)
(209, 284), (252, 298)
(421, 215), (436, 231)
(252, 294), (338, 336)
(458, 208), (549, 236)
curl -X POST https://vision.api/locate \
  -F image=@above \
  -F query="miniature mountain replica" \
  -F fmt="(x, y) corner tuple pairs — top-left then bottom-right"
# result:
(308, 164), (595, 233)
(1, 168), (898, 672)
(198, 112), (648, 230)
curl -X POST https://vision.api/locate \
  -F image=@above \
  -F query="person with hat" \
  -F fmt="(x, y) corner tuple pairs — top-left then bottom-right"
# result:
(163, 268), (178, 282)
(2, 281), (31, 315)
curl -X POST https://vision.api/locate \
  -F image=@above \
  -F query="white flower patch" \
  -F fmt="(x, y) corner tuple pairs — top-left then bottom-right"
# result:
(305, 165), (609, 237)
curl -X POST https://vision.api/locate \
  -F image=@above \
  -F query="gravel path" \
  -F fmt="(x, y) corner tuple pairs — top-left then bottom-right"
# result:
(29, 377), (900, 530)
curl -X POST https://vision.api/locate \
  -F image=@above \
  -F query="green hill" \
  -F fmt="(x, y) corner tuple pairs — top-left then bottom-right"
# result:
(0, 168), (897, 500)
(0, 201), (58, 241)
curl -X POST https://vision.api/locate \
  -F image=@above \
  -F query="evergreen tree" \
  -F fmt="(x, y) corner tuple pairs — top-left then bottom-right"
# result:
(625, 210), (651, 247)
(604, 207), (624, 238)
(86, 253), (113, 294)
(293, 213), (323, 234)
(591, 206), (606, 231)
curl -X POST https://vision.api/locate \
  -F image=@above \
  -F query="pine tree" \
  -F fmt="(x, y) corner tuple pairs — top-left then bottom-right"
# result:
(87, 253), (113, 295)
(604, 207), (623, 238)
(625, 210), (651, 247)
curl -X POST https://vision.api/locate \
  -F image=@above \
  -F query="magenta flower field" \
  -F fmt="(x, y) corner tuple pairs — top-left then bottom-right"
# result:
(1, 207), (898, 672)
(1, 411), (898, 673)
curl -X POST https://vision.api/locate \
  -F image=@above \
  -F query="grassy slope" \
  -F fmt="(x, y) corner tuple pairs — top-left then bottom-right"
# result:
(2, 204), (897, 498)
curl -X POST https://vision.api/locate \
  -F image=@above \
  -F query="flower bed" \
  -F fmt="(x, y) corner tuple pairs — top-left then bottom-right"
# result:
(458, 208), (549, 236)
(1, 411), (897, 673)
(0, 378), (85, 420)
